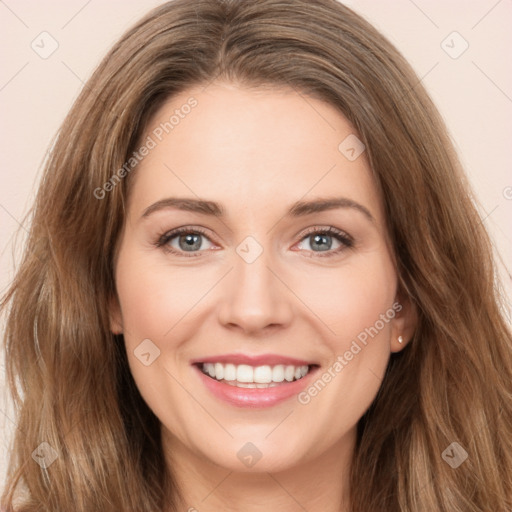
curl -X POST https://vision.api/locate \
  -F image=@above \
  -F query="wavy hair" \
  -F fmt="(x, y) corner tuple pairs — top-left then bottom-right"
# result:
(2, 0), (511, 510)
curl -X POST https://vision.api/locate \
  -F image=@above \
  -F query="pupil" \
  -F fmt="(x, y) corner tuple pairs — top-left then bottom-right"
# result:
(180, 234), (201, 251)
(312, 234), (331, 251)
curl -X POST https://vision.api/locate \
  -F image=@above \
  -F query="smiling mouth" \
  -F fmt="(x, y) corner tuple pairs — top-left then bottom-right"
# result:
(196, 362), (317, 388)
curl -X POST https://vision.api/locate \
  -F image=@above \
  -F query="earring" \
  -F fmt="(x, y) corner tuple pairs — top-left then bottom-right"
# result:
(398, 335), (403, 344)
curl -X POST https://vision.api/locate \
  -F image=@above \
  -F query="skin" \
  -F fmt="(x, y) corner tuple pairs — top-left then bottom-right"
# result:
(110, 81), (417, 512)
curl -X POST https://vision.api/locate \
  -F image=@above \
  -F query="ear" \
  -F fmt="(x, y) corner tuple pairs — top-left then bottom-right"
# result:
(389, 287), (417, 353)
(108, 293), (124, 335)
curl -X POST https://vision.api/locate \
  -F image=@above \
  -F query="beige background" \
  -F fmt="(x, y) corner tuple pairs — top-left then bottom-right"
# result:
(1, 0), (511, 490)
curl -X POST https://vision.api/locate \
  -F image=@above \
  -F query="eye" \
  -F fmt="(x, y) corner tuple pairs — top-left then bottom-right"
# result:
(155, 227), (216, 256)
(155, 225), (353, 258)
(295, 226), (353, 257)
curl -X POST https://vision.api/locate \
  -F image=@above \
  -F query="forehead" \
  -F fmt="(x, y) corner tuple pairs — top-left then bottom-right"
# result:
(127, 82), (383, 226)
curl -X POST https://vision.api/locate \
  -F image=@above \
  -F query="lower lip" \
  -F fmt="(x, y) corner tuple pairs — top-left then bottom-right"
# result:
(193, 364), (318, 408)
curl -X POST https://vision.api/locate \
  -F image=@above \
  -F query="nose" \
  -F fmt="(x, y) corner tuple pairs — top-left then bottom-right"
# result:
(217, 246), (294, 335)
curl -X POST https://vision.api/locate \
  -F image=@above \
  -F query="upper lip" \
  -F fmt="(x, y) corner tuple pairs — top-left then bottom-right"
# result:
(191, 353), (317, 367)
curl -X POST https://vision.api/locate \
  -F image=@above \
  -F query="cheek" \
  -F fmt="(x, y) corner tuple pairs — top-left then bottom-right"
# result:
(114, 248), (214, 344)
(114, 248), (209, 420)
(292, 256), (396, 438)
(292, 254), (397, 341)
(116, 240), (397, 356)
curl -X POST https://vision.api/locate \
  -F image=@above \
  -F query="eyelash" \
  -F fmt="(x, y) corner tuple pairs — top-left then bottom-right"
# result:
(154, 226), (354, 258)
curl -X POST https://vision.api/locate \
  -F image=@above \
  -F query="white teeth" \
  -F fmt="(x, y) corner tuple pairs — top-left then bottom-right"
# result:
(254, 365), (272, 383)
(200, 362), (311, 384)
(214, 363), (224, 380)
(284, 365), (295, 382)
(224, 381), (281, 388)
(272, 365), (285, 382)
(224, 363), (236, 381)
(237, 364), (253, 383)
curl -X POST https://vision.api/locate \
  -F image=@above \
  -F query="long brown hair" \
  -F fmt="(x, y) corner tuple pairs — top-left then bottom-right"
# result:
(2, 1), (511, 510)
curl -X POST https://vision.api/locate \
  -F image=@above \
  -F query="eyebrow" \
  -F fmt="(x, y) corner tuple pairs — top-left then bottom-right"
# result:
(140, 196), (374, 222)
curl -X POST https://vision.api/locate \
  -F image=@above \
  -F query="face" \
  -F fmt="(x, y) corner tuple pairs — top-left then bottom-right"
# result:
(110, 81), (415, 474)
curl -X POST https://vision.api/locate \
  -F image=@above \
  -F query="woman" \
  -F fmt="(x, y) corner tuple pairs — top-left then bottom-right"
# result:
(1, 0), (511, 510)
